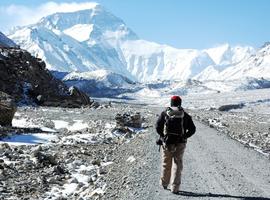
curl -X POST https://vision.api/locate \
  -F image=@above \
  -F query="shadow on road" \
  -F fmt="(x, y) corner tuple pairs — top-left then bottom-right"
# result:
(178, 190), (270, 200)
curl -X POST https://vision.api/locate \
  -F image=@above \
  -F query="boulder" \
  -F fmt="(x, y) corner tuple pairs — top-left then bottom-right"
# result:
(91, 101), (100, 109)
(69, 86), (91, 105)
(115, 112), (142, 129)
(36, 95), (45, 105)
(0, 91), (17, 126)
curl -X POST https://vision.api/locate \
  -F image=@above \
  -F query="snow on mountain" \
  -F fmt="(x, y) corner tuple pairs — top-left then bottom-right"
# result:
(219, 43), (270, 80)
(63, 70), (135, 87)
(196, 44), (256, 81)
(7, 4), (270, 94)
(62, 70), (139, 97)
(121, 40), (215, 82)
(193, 65), (220, 81)
(9, 4), (137, 81)
(0, 32), (17, 47)
(7, 5), (221, 83)
(63, 24), (94, 42)
(204, 44), (254, 66)
(195, 43), (270, 82)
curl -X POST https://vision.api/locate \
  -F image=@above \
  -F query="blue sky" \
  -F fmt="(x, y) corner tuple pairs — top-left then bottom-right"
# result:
(0, 0), (269, 49)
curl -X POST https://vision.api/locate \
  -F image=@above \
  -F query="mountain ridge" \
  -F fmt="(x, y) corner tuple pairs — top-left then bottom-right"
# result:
(7, 5), (270, 86)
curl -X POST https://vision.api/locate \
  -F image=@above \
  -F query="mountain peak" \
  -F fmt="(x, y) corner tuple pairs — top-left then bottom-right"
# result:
(38, 5), (120, 30)
(35, 6), (138, 42)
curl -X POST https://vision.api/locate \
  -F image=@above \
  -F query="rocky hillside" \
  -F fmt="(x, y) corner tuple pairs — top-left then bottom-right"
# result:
(0, 46), (91, 108)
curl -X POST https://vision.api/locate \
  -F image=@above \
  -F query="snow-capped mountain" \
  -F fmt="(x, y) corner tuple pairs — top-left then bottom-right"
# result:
(196, 43), (270, 81)
(9, 4), (137, 80)
(0, 32), (16, 47)
(8, 3), (270, 93)
(204, 43), (254, 66)
(120, 40), (216, 82)
(218, 43), (270, 80)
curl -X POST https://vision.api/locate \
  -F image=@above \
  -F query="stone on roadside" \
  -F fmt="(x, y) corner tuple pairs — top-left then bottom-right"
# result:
(0, 91), (17, 127)
(91, 101), (100, 109)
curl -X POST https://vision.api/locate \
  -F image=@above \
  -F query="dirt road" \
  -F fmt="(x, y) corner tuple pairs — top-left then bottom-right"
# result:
(103, 107), (270, 200)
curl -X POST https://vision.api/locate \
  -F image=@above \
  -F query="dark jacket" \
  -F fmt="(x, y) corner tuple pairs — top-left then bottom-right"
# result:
(156, 107), (196, 143)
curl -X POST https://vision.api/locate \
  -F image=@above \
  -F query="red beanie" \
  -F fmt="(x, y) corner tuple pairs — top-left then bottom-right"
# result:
(171, 95), (182, 107)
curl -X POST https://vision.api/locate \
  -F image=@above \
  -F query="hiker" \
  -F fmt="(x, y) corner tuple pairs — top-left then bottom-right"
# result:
(156, 95), (196, 194)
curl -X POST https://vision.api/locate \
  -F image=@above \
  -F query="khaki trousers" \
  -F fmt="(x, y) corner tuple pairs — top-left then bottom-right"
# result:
(160, 143), (186, 192)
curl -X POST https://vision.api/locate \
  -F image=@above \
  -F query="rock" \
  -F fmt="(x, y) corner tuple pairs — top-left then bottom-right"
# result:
(32, 146), (43, 157)
(33, 150), (57, 166)
(36, 95), (44, 104)
(124, 131), (133, 139)
(0, 143), (10, 150)
(114, 112), (143, 134)
(43, 120), (55, 129)
(53, 165), (66, 175)
(91, 101), (100, 109)
(47, 177), (58, 184)
(91, 174), (97, 182)
(0, 91), (17, 126)
(129, 112), (142, 128)
(70, 178), (79, 184)
(218, 103), (245, 111)
(69, 86), (91, 106)
(97, 167), (106, 175)
(91, 159), (101, 166)
(46, 154), (58, 165)
(72, 160), (82, 166)
(76, 182), (84, 189)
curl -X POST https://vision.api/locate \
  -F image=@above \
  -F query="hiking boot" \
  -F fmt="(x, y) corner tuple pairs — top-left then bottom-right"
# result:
(171, 188), (179, 194)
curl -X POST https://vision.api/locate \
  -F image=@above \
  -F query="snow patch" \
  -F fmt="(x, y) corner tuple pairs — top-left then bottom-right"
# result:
(63, 24), (94, 42)
(12, 118), (57, 133)
(60, 133), (99, 145)
(52, 120), (69, 129)
(68, 120), (88, 131)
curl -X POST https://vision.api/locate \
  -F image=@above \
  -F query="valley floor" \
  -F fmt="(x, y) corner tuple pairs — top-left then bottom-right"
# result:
(0, 100), (269, 200)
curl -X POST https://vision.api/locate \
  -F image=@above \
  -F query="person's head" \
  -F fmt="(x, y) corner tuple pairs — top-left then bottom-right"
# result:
(170, 95), (182, 107)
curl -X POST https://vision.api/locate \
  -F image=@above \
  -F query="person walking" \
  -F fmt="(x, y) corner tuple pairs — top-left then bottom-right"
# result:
(156, 95), (196, 194)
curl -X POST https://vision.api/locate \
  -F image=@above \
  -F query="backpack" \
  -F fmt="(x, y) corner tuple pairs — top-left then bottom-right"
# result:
(163, 107), (185, 144)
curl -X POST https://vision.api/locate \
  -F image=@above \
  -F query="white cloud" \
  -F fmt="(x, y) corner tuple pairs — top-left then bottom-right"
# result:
(0, 1), (98, 33)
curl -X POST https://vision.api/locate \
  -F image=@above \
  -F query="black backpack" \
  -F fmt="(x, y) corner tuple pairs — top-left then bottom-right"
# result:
(163, 107), (184, 144)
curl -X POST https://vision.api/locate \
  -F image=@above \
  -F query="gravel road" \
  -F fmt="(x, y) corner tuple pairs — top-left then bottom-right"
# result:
(102, 107), (270, 200)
